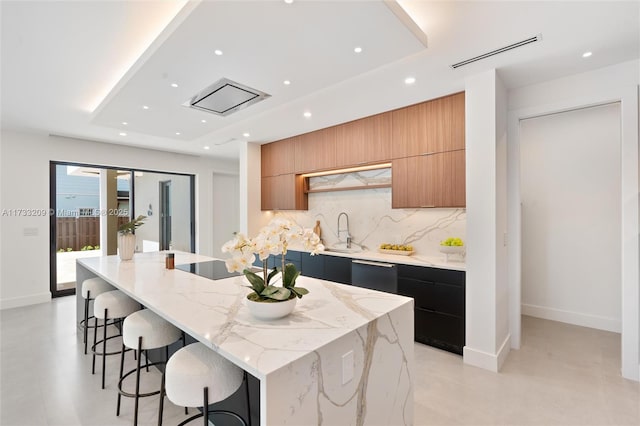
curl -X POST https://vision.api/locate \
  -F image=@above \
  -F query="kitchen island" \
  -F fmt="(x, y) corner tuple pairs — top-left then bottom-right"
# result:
(76, 251), (414, 425)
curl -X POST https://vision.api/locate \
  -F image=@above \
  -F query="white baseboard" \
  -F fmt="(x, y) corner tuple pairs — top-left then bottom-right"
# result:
(522, 303), (621, 333)
(0, 292), (51, 310)
(463, 334), (511, 373)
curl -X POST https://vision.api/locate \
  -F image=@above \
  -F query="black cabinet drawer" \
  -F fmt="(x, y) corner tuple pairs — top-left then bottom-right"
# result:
(351, 260), (397, 293)
(300, 252), (324, 279)
(324, 256), (351, 285)
(398, 277), (464, 316)
(397, 264), (465, 286)
(414, 308), (464, 354)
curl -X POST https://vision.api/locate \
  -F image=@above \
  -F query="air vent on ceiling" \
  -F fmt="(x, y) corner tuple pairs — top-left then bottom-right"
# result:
(450, 34), (542, 69)
(184, 78), (271, 117)
(214, 137), (238, 146)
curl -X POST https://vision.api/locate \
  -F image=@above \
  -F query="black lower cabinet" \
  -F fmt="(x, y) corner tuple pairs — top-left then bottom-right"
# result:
(323, 256), (351, 285)
(414, 309), (464, 354)
(300, 252), (324, 279)
(398, 265), (465, 355)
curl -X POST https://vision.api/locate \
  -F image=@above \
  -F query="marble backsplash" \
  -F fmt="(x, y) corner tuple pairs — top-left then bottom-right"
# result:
(272, 187), (466, 258)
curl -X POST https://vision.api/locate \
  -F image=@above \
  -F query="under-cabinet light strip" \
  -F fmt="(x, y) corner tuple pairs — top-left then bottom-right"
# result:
(300, 163), (392, 178)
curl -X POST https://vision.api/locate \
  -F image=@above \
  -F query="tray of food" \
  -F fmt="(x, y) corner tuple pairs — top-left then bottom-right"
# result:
(378, 243), (414, 256)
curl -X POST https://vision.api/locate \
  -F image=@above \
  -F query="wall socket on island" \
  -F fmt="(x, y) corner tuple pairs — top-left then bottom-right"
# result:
(342, 350), (354, 385)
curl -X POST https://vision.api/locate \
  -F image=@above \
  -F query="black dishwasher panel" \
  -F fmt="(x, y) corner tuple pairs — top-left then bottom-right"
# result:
(351, 260), (398, 293)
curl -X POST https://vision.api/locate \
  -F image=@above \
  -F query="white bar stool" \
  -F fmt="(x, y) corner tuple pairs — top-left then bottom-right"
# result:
(80, 277), (114, 354)
(92, 290), (141, 389)
(158, 342), (250, 426)
(117, 309), (183, 426)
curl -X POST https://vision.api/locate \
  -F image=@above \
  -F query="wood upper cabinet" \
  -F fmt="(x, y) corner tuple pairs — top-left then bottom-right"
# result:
(392, 150), (466, 208)
(336, 113), (392, 167)
(261, 174), (307, 211)
(261, 137), (296, 177)
(294, 127), (337, 173)
(391, 92), (465, 158)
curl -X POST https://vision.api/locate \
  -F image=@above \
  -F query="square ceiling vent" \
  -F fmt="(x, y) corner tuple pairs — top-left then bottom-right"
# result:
(184, 78), (271, 117)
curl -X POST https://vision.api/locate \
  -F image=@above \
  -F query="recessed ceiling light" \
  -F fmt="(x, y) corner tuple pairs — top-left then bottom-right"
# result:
(142, 105), (149, 110)
(354, 47), (363, 53)
(582, 51), (592, 58)
(204, 146), (210, 150)
(303, 111), (312, 118)
(201, 119), (207, 123)
(284, 0), (294, 4)
(175, 132), (181, 136)
(243, 132), (250, 138)
(283, 80), (291, 85)
(122, 121), (128, 125)
(404, 77), (416, 85)
(214, 49), (223, 56)
(171, 83), (178, 88)
(119, 132), (127, 136)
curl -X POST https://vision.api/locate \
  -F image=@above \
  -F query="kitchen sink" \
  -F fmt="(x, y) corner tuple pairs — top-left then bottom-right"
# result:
(324, 246), (363, 254)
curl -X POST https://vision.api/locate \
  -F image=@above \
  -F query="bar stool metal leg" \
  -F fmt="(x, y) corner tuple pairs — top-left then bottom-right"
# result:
(101, 308), (108, 389)
(83, 290), (90, 354)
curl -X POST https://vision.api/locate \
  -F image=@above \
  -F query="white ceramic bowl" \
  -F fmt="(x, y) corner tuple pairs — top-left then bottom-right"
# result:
(439, 245), (464, 254)
(246, 296), (297, 320)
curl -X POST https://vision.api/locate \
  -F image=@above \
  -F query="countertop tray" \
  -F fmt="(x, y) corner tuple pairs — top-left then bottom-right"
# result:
(377, 248), (415, 256)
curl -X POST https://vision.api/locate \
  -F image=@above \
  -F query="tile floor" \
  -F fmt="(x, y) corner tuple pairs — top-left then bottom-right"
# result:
(1, 297), (639, 425)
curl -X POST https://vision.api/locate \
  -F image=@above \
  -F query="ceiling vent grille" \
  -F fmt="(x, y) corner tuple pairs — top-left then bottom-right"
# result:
(185, 78), (271, 117)
(450, 34), (542, 69)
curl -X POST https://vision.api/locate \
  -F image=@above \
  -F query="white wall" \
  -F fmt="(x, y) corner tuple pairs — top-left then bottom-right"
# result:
(239, 141), (267, 236)
(211, 173), (240, 258)
(463, 69), (510, 372)
(0, 131), (238, 309)
(507, 59), (639, 381)
(520, 103), (622, 332)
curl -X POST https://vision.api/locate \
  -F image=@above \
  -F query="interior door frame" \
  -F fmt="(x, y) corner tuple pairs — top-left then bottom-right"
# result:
(159, 180), (171, 250)
(49, 161), (196, 298)
(507, 86), (639, 381)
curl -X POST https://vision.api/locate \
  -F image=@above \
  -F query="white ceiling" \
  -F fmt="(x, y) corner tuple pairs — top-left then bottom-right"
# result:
(2, 1), (638, 160)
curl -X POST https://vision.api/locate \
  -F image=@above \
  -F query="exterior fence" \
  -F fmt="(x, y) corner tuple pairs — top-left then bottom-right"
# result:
(56, 217), (129, 251)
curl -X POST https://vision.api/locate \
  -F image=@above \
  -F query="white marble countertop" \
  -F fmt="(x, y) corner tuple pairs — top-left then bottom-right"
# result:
(299, 247), (466, 271)
(78, 251), (414, 380)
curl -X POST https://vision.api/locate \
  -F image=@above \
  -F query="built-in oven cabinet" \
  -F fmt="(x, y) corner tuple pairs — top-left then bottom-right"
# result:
(397, 264), (465, 355)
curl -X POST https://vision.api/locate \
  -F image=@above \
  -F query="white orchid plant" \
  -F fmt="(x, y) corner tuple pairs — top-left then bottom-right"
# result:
(221, 218), (324, 302)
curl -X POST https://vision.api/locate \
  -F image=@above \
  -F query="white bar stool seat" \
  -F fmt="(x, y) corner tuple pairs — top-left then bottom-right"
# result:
(80, 277), (114, 354)
(159, 342), (250, 426)
(117, 309), (183, 425)
(92, 290), (141, 389)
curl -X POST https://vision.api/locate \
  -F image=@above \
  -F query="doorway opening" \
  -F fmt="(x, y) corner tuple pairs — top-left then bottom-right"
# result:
(49, 162), (195, 297)
(519, 103), (622, 370)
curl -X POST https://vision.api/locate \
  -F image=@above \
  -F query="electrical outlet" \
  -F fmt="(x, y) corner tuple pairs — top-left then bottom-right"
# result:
(503, 232), (508, 247)
(23, 227), (38, 236)
(342, 350), (354, 385)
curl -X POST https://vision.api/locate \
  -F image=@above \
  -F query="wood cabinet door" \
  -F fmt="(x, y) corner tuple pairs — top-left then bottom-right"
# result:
(436, 149), (466, 207)
(336, 112), (392, 167)
(261, 174), (307, 211)
(261, 138), (296, 177)
(294, 127), (337, 173)
(392, 150), (465, 208)
(391, 92), (465, 158)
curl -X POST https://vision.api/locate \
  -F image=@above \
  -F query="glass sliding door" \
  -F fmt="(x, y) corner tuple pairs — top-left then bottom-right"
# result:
(50, 163), (194, 297)
(50, 163), (130, 296)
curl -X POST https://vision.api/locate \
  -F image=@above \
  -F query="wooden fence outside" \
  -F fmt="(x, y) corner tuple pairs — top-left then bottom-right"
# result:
(56, 217), (129, 251)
